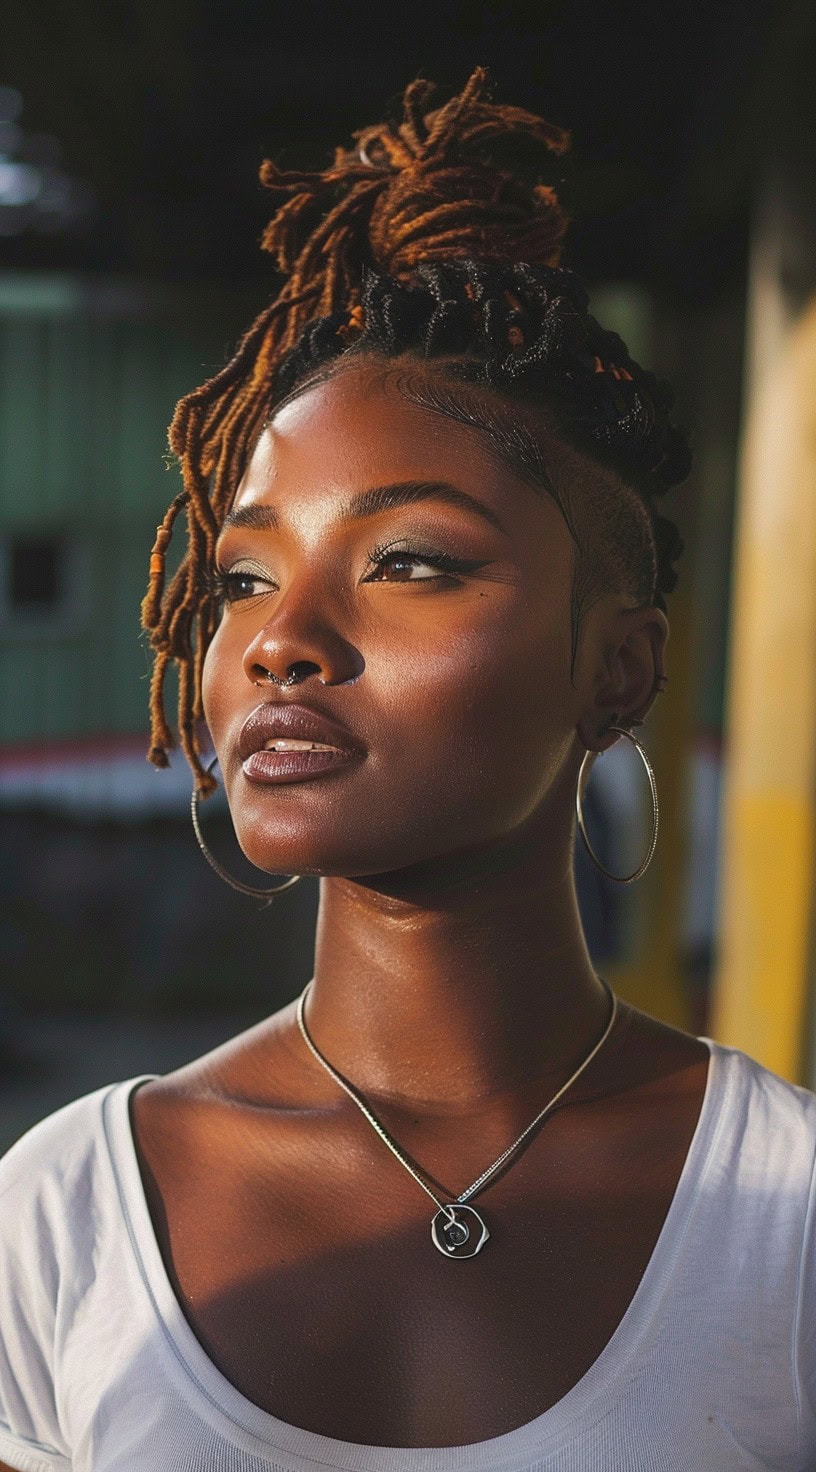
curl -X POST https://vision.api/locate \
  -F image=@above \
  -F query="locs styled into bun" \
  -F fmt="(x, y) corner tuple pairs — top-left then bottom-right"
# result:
(140, 66), (689, 799)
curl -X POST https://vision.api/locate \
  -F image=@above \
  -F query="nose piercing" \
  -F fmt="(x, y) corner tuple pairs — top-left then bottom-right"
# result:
(254, 661), (335, 688)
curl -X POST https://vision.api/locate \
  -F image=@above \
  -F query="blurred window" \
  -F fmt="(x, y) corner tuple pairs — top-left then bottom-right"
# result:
(11, 535), (62, 608)
(0, 531), (89, 636)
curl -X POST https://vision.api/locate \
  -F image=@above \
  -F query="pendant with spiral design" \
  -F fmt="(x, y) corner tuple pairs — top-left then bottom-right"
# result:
(431, 1203), (490, 1259)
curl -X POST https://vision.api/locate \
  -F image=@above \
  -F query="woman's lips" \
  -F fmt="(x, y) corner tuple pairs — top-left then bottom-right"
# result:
(241, 740), (363, 785)
(237, 702), (367, 778)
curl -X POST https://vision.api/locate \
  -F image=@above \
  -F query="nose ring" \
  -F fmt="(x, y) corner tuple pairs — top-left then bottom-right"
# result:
(256, 669), (299, 688)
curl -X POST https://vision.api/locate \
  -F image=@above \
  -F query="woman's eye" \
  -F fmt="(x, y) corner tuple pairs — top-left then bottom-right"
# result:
(364, 548), (484, 582)
(368, 553), (443, 581)
(210, 569), (274, 602)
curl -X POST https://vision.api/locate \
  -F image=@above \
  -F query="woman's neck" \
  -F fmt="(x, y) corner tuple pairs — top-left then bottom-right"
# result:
(304, 796), (610, 1116)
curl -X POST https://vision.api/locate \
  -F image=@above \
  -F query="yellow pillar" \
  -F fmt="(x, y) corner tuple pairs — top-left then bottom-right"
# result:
(709, 260), (816, 1080)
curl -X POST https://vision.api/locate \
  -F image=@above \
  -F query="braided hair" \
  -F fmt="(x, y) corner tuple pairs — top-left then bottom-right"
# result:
(141, 66), (689, 799)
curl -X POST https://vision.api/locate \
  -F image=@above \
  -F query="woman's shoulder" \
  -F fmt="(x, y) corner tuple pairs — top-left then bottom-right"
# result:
(621, 998), (816, 1116)
(702, 1035), (816, 1179)
(0, 1077), (156, 1241)
(703, 1033), (816, 1122)
(613, 1000), (816, 1188)
(0, 1003), (302, 1206)
(0, 1082), (156, 1470)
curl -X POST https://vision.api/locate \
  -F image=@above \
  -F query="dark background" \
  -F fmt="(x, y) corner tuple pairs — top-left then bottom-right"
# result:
(2, 0), (772, 292)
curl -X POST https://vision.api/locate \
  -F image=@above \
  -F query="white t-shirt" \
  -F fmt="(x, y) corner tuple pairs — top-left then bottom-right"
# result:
(1, 1039), (816, 1470)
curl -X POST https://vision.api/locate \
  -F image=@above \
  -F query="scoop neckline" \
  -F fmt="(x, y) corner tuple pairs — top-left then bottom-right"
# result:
(105, 1035), (725, 1472)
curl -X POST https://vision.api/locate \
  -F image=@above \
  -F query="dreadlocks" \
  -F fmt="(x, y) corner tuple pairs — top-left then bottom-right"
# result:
(140, 65), (689, 799)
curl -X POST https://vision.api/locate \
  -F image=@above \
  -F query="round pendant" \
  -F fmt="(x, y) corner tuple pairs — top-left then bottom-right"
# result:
(431, 1203), (489, 1259)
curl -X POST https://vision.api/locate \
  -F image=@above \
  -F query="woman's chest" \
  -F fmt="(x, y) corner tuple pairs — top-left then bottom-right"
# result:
(131, 1053), (708, 1447)
(158, 1196), (671, 1445)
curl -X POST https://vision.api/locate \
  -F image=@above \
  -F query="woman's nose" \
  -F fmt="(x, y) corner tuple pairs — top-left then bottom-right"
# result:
(240, 591), (364, 688)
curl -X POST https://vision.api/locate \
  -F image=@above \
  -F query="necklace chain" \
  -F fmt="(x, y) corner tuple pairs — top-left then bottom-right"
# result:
(295, 978), (618, 1228)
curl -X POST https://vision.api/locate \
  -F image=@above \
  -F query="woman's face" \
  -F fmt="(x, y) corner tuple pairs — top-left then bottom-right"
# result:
(202, 357), (604, 879)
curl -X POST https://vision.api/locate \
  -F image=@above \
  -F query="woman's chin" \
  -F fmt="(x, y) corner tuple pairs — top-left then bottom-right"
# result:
(231, 832), (378, 880)
(232, 830), (456, 885)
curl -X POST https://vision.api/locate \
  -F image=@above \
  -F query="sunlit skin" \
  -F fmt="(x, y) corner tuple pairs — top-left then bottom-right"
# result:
(129, 356), (710, 1446)
(201, 355), (669, 1107)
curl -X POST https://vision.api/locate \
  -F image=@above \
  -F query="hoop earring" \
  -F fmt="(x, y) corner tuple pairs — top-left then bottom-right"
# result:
(575, 726), (658, 884)
(191, 756), (302, 905)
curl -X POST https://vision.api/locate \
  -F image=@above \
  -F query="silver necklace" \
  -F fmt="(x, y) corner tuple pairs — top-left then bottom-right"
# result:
(295, 977), (618, 1260)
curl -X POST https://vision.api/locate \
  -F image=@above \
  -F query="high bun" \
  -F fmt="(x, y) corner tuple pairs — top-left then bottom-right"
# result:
(141, 66), (689, 798)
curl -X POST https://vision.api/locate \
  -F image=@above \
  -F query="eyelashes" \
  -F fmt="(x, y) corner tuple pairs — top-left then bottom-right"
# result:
(364, 541), (490, 582)
(208, 542), (490, 603)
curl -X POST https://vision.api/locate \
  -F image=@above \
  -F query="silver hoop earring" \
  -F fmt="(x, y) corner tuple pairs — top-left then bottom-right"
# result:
(575, 726), (658, 884)
(191, 756), (302, 904)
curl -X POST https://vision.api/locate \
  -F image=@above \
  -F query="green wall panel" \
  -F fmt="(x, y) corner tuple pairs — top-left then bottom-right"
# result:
(0, 275), (249, 747)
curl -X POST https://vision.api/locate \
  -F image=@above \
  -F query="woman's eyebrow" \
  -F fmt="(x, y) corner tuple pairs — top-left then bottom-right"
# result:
(347, 480), (509, 533)
(217, 480), (509, 538)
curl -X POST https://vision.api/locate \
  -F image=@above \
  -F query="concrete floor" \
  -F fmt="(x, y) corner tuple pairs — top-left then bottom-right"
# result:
(0, 1010), (261, 1155)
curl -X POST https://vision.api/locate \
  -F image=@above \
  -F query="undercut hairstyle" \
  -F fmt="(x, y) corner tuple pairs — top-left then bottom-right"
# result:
(141, 66), (690, 798)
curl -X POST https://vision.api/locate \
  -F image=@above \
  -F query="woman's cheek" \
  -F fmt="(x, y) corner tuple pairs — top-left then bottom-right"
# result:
(200, 619), (233, 744)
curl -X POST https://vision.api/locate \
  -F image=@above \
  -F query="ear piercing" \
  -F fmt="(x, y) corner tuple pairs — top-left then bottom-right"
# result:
(576, 726), (659, 883)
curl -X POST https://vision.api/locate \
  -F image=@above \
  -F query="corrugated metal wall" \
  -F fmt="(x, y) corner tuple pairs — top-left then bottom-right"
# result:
(0, 275), (251, 746)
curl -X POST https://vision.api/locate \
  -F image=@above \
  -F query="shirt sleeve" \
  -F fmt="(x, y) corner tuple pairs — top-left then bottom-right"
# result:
(0, 1111), (79, 1471)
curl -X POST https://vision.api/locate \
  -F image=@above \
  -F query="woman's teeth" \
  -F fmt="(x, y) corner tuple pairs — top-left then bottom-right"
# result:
(261, 739), (339, 751)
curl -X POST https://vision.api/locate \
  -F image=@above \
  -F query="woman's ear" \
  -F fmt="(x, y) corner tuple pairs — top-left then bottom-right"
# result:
(577, 604), (669, 752)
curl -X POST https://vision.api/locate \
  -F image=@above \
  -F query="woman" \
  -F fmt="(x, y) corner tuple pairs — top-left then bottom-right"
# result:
(2, 67), (815, 1471)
